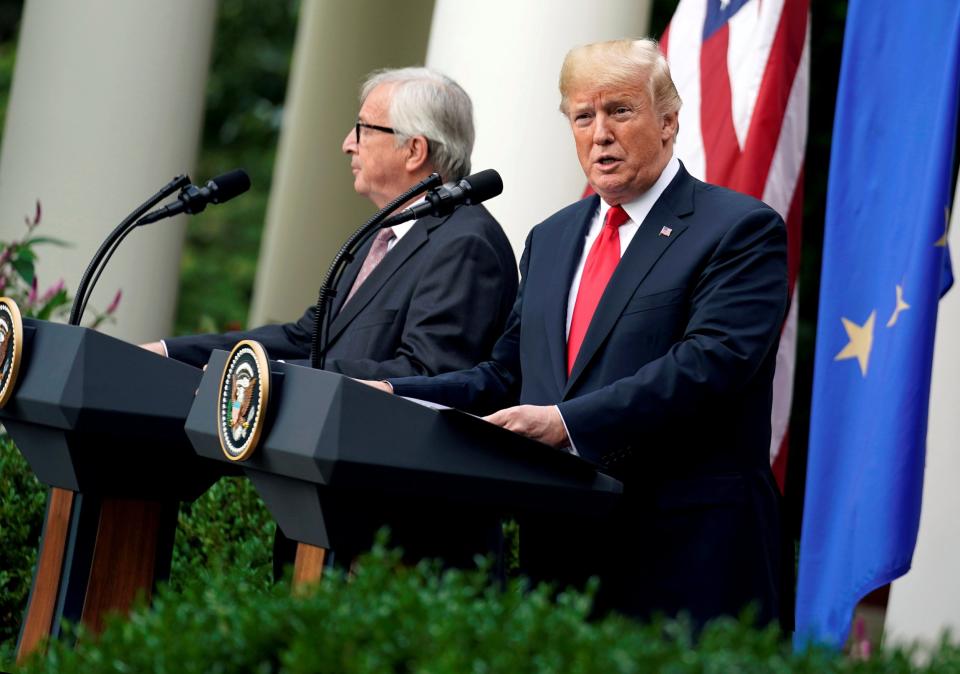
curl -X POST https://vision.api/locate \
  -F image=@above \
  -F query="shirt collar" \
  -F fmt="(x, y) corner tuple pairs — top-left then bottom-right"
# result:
(597, 155), (680, 226)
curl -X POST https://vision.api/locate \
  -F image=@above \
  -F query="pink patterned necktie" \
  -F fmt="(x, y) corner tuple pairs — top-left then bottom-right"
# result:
(344, 226), (396, 305)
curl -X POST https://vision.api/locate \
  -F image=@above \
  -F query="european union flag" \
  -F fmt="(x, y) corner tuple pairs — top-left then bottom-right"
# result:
(795, 1), (960, 647)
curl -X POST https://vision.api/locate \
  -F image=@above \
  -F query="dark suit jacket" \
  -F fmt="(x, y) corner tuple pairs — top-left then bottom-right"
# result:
(164, 203), (519, 380)
(390, 165), (789, 626)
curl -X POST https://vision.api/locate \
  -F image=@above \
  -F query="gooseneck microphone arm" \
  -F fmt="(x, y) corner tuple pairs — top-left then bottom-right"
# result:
(309, 172), (444, 370)
(68, 169), (251, 327)
(68, 174), (191, 326)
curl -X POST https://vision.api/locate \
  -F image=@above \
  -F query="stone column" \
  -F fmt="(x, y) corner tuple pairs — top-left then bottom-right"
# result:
(0, 0), (217, 342)
(248, 0), (435, 326)
(886, 178), (960, 647)
(425, 0), (652, 254)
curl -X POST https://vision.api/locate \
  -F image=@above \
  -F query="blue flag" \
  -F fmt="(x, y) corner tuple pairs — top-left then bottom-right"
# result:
(795, 1), (960, 648)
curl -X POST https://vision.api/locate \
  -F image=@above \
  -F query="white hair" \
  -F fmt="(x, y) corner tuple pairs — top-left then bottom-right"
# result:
(361, 67), (474, 181)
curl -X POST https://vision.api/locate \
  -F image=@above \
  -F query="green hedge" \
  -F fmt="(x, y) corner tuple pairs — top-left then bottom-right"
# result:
(9, 542), (960, 674)
(0, 435), (46, 647)
(169, 475), (275, 592)
(6, 436), (960, 672)
(0, 433), (276, 656)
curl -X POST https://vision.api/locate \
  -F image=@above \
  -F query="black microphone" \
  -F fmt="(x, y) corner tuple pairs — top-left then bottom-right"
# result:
(382, 168), (503, 225)
(138, 169), (251, 225)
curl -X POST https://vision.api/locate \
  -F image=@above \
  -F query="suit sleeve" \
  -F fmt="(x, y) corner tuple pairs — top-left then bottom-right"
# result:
(323, 230), (518, 380)
(557, 207), (788, 464)
(388, 232), (531, 413)
(163, 307), (315, 367)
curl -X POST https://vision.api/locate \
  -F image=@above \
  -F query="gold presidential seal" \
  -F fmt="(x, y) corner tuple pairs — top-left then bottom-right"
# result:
(217, 340), (270, 461)
(0, 297), (24, 408)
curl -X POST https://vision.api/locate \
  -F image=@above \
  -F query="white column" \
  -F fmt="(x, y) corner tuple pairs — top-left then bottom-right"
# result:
(425, 0), (652, 254)
(248, 0), (436, 326)
(0, 0), (217, 343)
(885, 177), (960, 647)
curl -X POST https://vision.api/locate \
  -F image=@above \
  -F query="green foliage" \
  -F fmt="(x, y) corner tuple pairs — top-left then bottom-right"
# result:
(169, 476), (276, 592)
(0, 36), (15, 134)
(0, 204), (69, 320)
(14, 542), (960, 674)
(174, 1), (300, 335)
(0, 434), (46, 647)
(0, 203), (121, 327)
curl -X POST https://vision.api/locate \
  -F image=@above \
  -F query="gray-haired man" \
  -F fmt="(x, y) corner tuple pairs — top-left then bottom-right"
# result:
(144, 68), (519, 566)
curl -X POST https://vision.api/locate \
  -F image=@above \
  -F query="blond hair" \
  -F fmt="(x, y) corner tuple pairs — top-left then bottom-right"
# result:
(559, 38), (682, 123)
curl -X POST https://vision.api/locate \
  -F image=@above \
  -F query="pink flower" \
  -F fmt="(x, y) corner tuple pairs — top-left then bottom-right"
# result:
(24, 200), (42, 227)
(106, 289), (122, 315)
(40, 278), (65, 303)
(27, 276), (38, 305)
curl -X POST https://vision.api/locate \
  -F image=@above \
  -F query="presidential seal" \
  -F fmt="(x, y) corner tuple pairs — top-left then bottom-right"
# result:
(217, 340), (270, 461)
(0, 297), (24, 408)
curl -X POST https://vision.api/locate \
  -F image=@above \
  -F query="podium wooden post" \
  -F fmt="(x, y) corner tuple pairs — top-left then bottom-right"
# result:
(1, 320), (226, 662)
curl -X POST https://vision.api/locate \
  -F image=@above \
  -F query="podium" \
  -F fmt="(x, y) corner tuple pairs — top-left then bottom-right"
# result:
(185, 351), (623, 582)
(1, 319), (227, 661)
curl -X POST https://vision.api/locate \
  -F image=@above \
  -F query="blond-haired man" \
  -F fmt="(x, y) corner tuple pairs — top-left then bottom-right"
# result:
(371, 39), (789, 627)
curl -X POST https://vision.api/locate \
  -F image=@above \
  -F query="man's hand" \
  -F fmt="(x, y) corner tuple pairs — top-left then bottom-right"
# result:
(140, 341), (166, 356)
(483, 405), (569, 449)
(356, 379), (393, 394)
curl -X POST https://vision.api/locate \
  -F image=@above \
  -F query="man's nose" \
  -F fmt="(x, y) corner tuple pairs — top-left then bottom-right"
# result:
(342, 128), (357, 154)
(593, 113), (614, 144)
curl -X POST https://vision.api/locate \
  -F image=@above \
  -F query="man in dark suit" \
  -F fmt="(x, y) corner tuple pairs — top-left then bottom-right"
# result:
(143, 67), (518, 565)
(144, 67), (517, 380)
(367, 39), (789, 627)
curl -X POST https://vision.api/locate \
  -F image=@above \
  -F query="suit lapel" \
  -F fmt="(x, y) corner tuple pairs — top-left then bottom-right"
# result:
(546, 196), (598, 392)
(563, 169), (695, 397)
(326, 218), (434, 345)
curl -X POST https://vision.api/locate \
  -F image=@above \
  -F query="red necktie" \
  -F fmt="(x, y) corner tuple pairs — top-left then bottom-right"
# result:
(566, 205), (629, 374)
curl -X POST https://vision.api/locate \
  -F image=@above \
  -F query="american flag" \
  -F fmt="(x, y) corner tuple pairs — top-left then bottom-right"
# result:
(662, 0), (810, 490)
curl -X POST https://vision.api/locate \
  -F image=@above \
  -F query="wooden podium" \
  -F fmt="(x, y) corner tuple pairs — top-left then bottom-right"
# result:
(0, 320), (228, 662)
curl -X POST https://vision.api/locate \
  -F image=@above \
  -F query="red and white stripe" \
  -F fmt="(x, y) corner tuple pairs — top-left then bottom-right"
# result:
(662, 0), (810, 491)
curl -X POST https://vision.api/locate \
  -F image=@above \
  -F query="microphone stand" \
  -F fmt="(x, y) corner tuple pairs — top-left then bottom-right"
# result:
(68, 174), (191, 326)
(309, 172), (443, 370)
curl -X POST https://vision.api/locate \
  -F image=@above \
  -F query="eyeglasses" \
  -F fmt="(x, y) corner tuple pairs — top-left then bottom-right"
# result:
(355, 120), (396, 144)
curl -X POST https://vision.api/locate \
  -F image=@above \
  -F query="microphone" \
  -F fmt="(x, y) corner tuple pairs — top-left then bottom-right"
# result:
(67, 170), (251, 325)
(382, 169), (503, 225)
(138, 169), (251, 225)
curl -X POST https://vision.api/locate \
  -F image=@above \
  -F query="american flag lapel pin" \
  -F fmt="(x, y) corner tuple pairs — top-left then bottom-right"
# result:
(659, 226), (673, 237)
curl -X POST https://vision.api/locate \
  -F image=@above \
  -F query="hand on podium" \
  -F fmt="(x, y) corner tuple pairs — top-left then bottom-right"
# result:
(483, 405), (570, 449)
(356, 379), (393, 394)
(139, 341), (166, 356)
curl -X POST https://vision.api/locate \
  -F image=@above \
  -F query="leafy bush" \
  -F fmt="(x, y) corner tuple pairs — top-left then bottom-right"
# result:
(0, 434), (46, 647)
(13, 542), (960, 674)
(0, 203), (121, 326)
(0, 447), (275, 657)
(169, 476), (275, 592)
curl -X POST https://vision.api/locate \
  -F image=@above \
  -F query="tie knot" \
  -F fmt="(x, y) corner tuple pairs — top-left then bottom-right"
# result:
(604, 205), (630, 230)
(375, 226), (396, 244)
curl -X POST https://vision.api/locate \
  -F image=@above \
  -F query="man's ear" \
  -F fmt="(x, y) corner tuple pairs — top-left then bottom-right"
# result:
(405, 135), (430, 172)
(661, 111), (679, 142)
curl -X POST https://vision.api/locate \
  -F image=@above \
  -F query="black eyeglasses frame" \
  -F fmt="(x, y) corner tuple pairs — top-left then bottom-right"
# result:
(355, 120), (396, 143)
